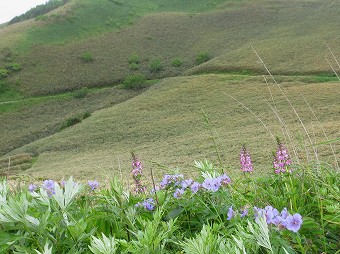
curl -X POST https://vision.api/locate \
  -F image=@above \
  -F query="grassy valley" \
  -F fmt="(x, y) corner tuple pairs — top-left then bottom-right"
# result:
(0, 0), (339, 180)
(4, 74), (339, 182)
(0, 1), (339, 253)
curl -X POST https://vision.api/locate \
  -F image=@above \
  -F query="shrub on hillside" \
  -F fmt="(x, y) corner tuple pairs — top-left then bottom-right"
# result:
(129, 62), (140, 70)
(5, 63), (22, 71)
(81, 51), (94, 63)
(150, 59), (163, 72)
(128, 54), (141, 64)
(73, 87), (89, 99)
(196, 52), (211, 65)
(123, 74), (147, 90)
(171, 58), (183, 67)
(0, 69), (9, 79)
(59, 112), (91, 130)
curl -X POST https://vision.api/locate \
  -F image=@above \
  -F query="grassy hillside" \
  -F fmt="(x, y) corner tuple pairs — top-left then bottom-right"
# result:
(0, 0), (339, 181)
(5, 74), (339, 181)
(0, 0), (339, 97)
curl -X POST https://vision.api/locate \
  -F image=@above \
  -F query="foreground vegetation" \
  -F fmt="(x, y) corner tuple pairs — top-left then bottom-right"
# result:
(1, 147), (339, 253)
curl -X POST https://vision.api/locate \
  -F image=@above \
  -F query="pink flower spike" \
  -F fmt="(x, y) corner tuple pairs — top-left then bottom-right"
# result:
(240, 145), (253, 173)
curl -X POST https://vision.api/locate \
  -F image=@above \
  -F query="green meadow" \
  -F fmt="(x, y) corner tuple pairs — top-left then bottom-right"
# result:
(0, 0), (339, 179)
(0, 0), (339, 253)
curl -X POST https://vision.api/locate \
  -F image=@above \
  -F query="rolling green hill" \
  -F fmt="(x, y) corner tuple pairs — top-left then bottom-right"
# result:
(5, 74), (340, 181)
(0, 0), (339, 96)
(0, 0), (339, 180)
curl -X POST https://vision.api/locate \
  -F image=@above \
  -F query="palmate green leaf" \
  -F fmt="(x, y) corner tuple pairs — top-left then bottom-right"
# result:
(67, 218), (88, 241)
(0, 192), (40, 229)
(180, 224), (219, 254)
(53, 176), (83, 211)
(0, 231), (23, 252)
(13, 244), (37, 253)
(35, 243), (53, 254)
(0, 178), (8, 204)
(194, 159), (214, 172)
(30, 188), (51, 207)
(89, 233), (118, 254)
(248, 217), (273, 253)
(128, 209), (177, 253)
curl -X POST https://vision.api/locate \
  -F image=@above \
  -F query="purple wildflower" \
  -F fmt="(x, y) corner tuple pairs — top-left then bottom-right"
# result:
(43, 180), (55, 196)
(202, 178), (221, 192)
(253, 206), (302, 232)
(159, 174), (184, 189)
(60, 180), (66, 188)
(174, 188), (185, 198)
(28, 184), (37, 193)
(190, 182), (201, 194)
(181, 179), (193, 189)
(273, 140), (291, 174)
(227, 206), (234, 220)
(254, 206), (266, 223)
(88, 181), (99, 191)
(131, 154), (146, 194)
(240, 208), (249, 218)
(143, 198), (155, 211)
(219, 174), (231, 185)
(240, 145), (253, 172)
(264, 206), (279, 225)
(286, 213), (303, 232)
(136, 198), (155, 211)
(281, 207), (289, 219)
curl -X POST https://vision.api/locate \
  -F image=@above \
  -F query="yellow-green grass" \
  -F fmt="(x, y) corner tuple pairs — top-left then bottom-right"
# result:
(0, 153), (34, 175)
(5, 74), (339, 183)
(0, 86), (143, 156)
(1, 0), (340, 97)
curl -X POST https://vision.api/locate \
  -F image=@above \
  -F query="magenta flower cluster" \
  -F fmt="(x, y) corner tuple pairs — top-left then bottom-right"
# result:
(240, 145), (253, 172)
(131, 156), (146, 194)
(273, 142), (291, 174)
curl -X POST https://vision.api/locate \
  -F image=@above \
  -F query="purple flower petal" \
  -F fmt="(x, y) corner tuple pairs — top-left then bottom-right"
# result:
(286, 213), (303, 232)
(227, 206), (234, 220)
(28, 184), (37, 193)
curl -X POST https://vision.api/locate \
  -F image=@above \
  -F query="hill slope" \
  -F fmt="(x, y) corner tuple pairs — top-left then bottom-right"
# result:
(7, 74), (340, 181)
(0, 0), (339, 180)
(0, 0), (339, 96)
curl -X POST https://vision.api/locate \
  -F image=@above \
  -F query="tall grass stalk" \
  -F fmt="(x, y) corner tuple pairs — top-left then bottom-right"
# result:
(326, 44), (340, 72)
(325, 58), (340, 81)
(201, 108), (224, 173)
(301, 94), (339, 170)
(223, 92), (276, 142)
(263, 75), (300, 164)
(251, 46), (319, 165)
